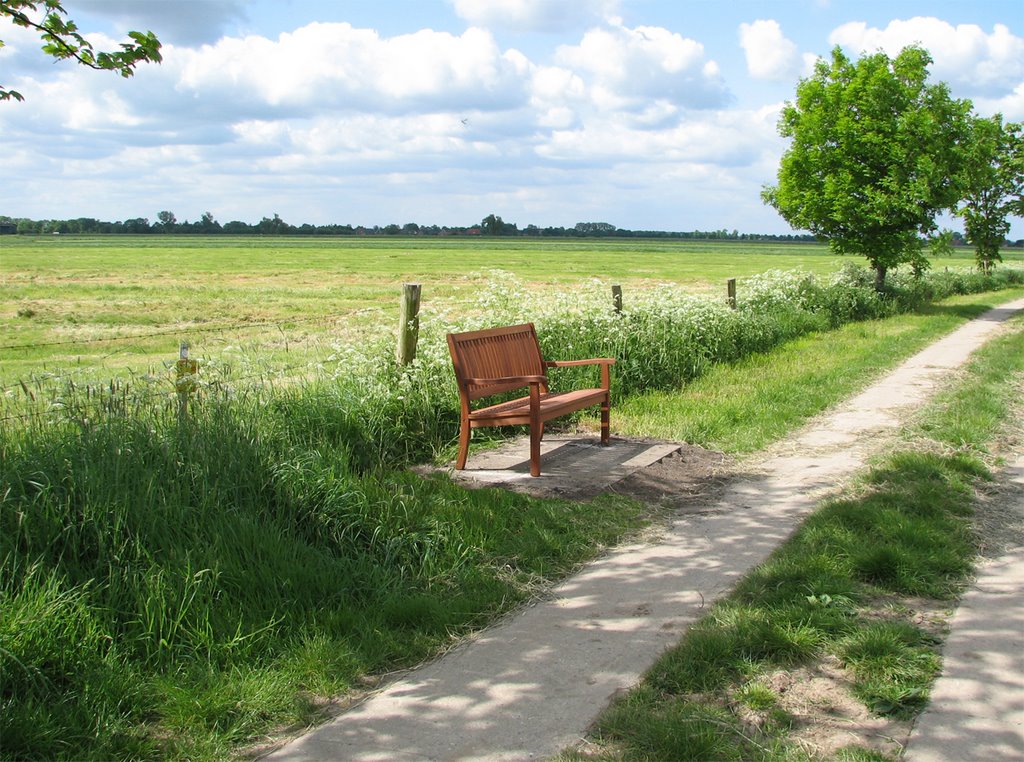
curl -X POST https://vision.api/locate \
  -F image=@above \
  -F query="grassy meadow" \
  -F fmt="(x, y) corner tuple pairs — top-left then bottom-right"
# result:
(3, 234), (1008, 382)
(2, 234), (1024, 760)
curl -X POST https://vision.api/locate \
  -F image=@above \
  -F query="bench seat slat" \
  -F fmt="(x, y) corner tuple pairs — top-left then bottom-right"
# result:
(468, 388), (608, 427)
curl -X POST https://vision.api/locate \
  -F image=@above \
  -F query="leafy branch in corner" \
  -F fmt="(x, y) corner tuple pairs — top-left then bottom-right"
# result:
(1, 0), (161, 101)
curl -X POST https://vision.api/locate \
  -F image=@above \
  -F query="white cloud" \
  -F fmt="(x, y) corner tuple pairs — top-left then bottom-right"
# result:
(235, 113), (506, 167)
(0, 20), (541, 179)
(739, 20), (801, 81)
(0, 10), (767, 230)
(531, 65), (587, 103)
(529, 65), (587, 128)
(554, 21), (729, 110)
(16, 6), (1016, 236)
(64, 90), (144, 130)
(973, 82), (1024, 121)
(535, 106), (782, 168)
(449, 0), (619, 33)
(830, 17), (1024, 98)
(524, 102), (788, 232)
(170, 23), (530, 114)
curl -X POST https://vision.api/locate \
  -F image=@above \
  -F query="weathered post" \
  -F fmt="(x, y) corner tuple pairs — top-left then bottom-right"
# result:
(727, 278), (737, 309)
(397, 283), (422, 365)
(175, 342), (198, 419)
(611, 284), (623, 314)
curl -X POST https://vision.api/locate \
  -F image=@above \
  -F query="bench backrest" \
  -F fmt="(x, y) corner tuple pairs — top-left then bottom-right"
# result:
(447, 323), (547, 402)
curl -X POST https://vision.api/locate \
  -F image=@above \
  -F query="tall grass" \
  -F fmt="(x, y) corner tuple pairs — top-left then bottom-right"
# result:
(1, 392), (651, 758)
(1, 263), (1022, 759)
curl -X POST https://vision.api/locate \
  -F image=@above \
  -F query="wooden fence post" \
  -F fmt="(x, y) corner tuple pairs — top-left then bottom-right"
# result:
(397, 283), (422, 365)
(175, 342), (198, 419)
(611, 284), (623, 314)
(727, 278), (737, 309)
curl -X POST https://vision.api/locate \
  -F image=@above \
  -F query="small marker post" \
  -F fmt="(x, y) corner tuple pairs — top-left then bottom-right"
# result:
(397, 283), (422, 365)
(176, 342), (198, 419)
(611, 284), (623, 314)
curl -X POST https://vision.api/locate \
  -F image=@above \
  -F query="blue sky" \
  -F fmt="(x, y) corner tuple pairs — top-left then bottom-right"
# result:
(2, 0), (1022, 235)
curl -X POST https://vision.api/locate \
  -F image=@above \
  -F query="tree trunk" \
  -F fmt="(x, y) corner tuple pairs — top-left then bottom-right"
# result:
(874, 265), (888, 292)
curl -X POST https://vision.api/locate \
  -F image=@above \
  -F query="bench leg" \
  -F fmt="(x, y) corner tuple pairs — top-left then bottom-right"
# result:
(529, 383), (542, 477)
(455, 422), (471, 470)
(601, 395), (610, 445)
(529, 422), (542, 477)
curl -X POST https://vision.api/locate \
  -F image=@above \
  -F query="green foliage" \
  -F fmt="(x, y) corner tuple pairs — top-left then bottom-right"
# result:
(595, 687), (753, 761)
(835, 747), (898, 762)
(480, 213), (516, 235)
(0, 568), (155, 759)
(763, 46), (972, 289)
(839, 623), (941, 717)
(735, 681), (778, 711)
(955, 115), (1024, 272)
(0, 0), (162, 101)
(917, 320), (1024, 449)
(928, 229), (956, 259)
(0, 386), (649, 758)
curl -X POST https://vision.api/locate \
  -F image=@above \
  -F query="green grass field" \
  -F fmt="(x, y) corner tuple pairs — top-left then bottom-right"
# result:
(3, 234), (1008, 382)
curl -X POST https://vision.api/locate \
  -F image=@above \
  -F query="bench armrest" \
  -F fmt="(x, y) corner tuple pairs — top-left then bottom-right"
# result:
(544, 358), (616, 368)
(544, 357), (615, 390)
(465, 374), (547, 386)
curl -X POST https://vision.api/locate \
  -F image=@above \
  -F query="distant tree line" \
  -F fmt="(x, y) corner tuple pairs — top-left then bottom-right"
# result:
(2, 211), (1017, 247)
(0, 212), (834, 242)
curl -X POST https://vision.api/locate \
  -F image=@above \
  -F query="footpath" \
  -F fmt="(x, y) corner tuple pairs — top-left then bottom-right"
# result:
(266, 298), (1024, 762)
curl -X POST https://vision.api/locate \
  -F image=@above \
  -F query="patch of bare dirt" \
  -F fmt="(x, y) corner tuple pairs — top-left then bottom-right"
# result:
(974, 467), (1024, 562)
(738, 657), (910, 759)
(855, 594), (952, 642)
(607, 444), (735, 514)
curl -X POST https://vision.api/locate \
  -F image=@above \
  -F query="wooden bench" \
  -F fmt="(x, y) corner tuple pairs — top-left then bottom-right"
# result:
(447, 323), (615, 477)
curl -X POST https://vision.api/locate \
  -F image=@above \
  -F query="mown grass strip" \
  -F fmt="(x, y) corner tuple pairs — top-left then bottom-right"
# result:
(561, 317), (1024, 761)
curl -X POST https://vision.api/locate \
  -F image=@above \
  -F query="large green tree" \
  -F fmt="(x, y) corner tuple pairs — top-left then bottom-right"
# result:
(1, 0), (161, 101)
(763, 46), (972, 290)
(955, 115), (1024, 273)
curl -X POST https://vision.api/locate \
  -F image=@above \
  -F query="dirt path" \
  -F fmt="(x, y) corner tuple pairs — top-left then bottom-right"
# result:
(265, 298), (1024, 762)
